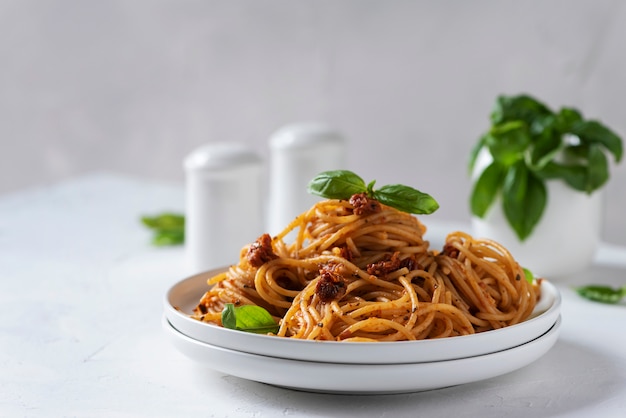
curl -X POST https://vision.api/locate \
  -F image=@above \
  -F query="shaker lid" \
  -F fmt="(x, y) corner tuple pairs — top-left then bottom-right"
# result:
(184, 142), (261, 171)
(269, 123), (345, 150)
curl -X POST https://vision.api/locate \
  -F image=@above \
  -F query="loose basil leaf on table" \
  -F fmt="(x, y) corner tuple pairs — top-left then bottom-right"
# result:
(141, 213), (185, 246)
(152, 229), (185, 246)
(141, 213), (185, 230)
(575, 285), (626, 304)
(221, 303), (279, 334)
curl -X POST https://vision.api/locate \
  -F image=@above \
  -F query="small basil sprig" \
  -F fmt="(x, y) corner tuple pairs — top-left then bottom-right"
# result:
(469, 94), (623, 241)
(575, 285), (626, 305)
(221, 303), (279, 334)
(141, 213), (185, 246)
(307, 170), (439, 215)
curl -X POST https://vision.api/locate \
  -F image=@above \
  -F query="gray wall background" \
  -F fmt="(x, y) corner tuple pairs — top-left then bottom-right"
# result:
(2, 0), (626, 244)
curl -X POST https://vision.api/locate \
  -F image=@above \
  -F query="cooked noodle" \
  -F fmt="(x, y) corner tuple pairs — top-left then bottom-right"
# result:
(192, 196), (540, 341)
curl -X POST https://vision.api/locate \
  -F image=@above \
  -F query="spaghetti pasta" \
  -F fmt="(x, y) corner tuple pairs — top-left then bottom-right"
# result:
(192, 194), (540, 341)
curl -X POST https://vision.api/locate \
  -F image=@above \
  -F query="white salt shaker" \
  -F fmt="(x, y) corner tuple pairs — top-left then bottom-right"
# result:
(184, 143), (263, 273)
(267, 123), (347, 235)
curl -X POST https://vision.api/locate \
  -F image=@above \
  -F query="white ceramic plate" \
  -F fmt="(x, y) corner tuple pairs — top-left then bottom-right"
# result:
(164, 268), (561, 364)
(163, 315), (561, 394)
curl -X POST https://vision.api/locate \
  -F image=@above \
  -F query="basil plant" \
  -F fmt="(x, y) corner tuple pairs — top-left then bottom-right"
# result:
(469, 94), (623, 241)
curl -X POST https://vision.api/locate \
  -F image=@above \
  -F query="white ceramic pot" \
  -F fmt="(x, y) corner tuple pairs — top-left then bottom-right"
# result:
(471, 150), (604, 279)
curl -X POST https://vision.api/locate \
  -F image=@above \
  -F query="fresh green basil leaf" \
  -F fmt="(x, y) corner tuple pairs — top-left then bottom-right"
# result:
(586, 144), (609, 192)
(562, 144), (589, 161)
(529, 123), (562, 169)
(152, 230), (185, 246)
(490, 94), (553, 126)
(221, 303), (237, 329)
(141, 213), (185, 230)
(373, 184), (439, 215)
(485, 121), (531, 167)
(221, 303), (279, 334)
(503, 161), (528, 203)
(535, 162), (588, 192)
(519, 173), (547, 241)
(570, 120), (623, 163)
(502, 162), (546, 241)
(556, 107), (583, 131)
(470, 161), (505, 218)
(529, 113), (557, 138)
(522, 268), (535, 284)
(141, 213), (185, 246)
(575, 285), (626, 304)
(307, 170), (367, 200)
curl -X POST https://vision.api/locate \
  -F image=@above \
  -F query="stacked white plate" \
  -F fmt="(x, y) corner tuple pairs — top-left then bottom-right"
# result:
(163, 268), (561, 394)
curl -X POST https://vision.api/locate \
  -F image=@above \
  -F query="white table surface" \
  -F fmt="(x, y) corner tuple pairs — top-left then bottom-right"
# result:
(2, 172), (626, 418)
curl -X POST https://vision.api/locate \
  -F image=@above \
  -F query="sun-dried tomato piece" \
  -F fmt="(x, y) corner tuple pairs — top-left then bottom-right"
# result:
(366, 252), (402, 277)
(315, 262), (347, 303)
(349, 193), (382, 216)
(246, 233), (278, 267)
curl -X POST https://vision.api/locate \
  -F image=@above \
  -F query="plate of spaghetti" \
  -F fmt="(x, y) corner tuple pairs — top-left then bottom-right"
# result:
(164, 172), (560, 365)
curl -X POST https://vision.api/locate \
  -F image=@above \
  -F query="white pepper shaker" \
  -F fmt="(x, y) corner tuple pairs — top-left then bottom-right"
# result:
(184, 143), (263, 273)
(267, 123), (347, 235)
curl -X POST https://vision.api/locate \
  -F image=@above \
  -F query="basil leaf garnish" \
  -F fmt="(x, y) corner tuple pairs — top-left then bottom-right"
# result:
(221, 303), (279, 334)
(373, 184), (439, 215)
(221, 303), (237, 329)
(307, 170), (367, 199)
(522, 268), (535, 284)
(307, 170), (439, 215)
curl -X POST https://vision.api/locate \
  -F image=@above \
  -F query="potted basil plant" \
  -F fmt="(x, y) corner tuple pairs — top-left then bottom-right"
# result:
(469, 94), (623, 278)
